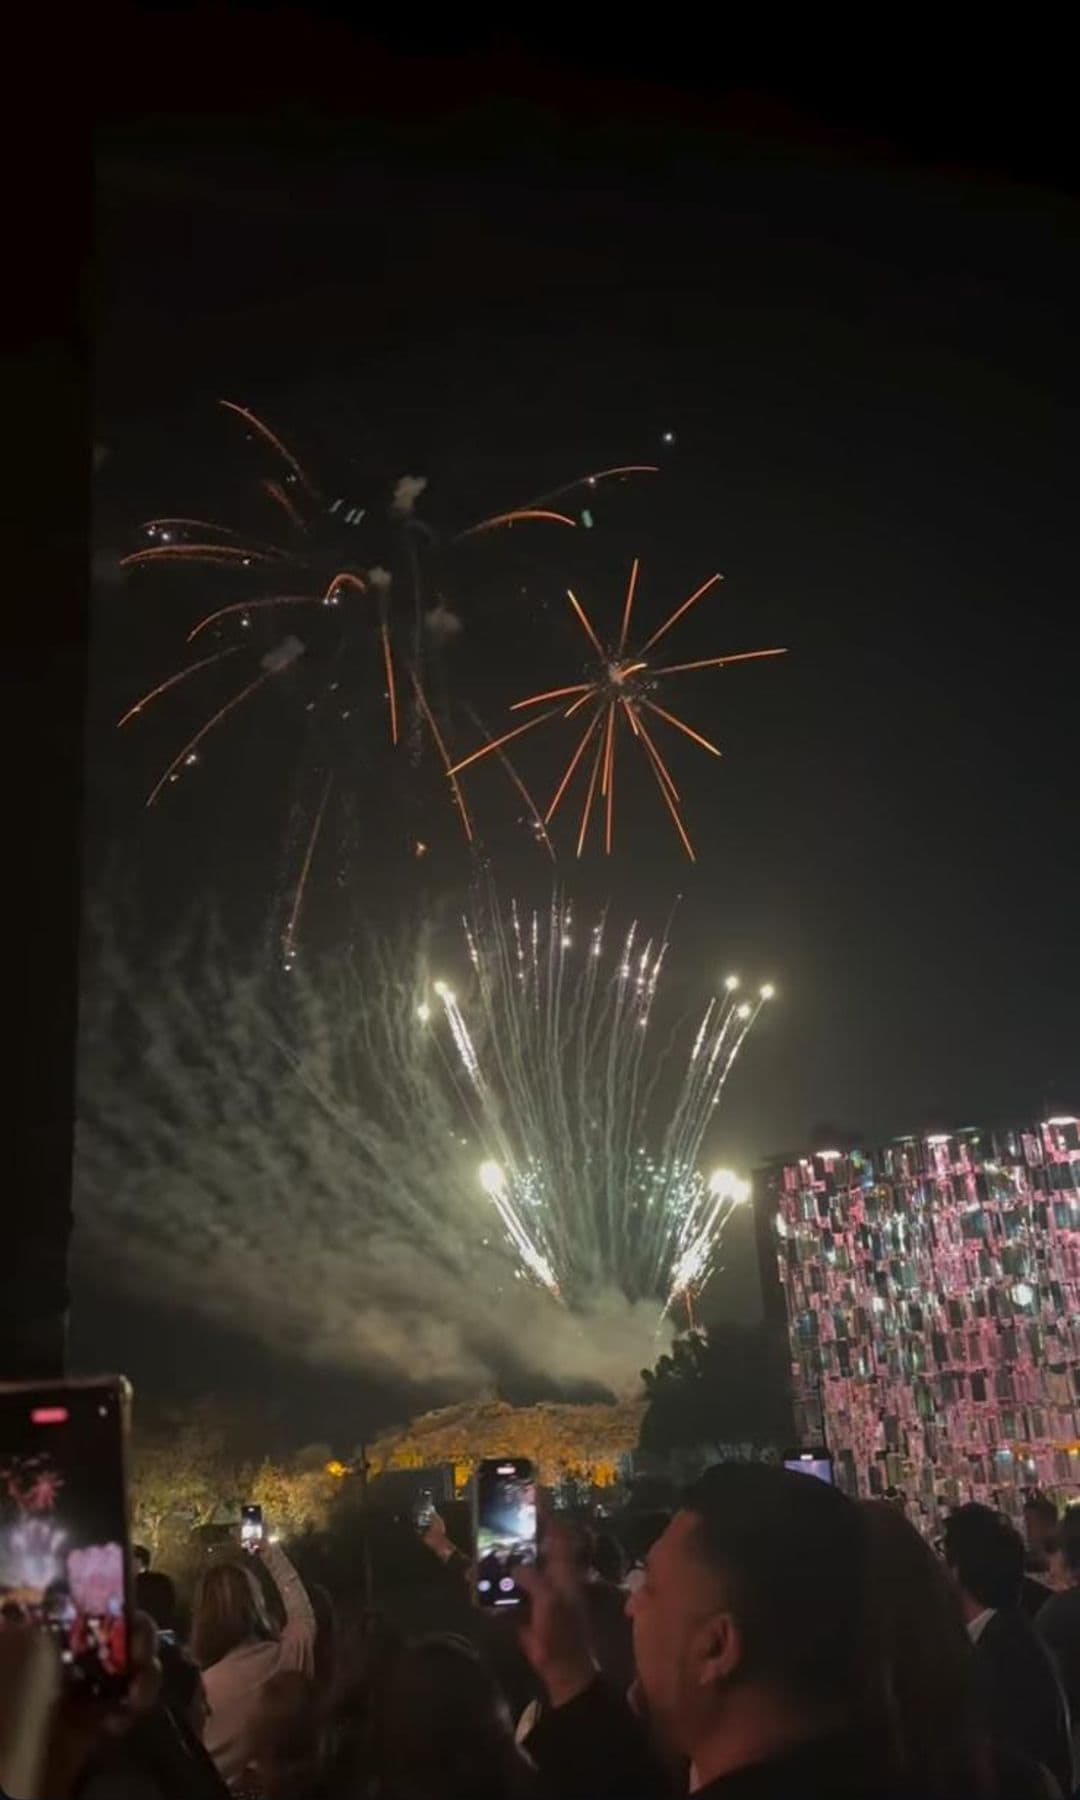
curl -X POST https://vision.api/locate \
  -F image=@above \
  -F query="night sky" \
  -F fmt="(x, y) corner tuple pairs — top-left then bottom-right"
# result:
(80, 28), (1080, 1431)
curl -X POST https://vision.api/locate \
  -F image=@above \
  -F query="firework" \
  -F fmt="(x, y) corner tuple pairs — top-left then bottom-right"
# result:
(118, 401), (656, 955)
(448, 559), (786, 859)
(76, 903), (666, 1393)
(422, 895), (771, 1310)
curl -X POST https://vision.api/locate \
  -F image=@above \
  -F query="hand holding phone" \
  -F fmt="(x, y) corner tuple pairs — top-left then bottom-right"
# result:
(0, 1377), (132, 1702)
(240, 1503), (264, 1552)
(474, 1458), (537, 1610)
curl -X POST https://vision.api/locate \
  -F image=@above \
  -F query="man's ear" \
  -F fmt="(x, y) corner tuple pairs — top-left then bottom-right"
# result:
(696, 1609), (742, 1687)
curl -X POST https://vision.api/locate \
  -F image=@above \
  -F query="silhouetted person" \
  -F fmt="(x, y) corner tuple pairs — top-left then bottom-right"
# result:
(1022, 1496), (1060, 1619)
(944, 1502), (1071, 1798)
(1037, 1505), (1080, 1776)
(376, 1633), (539, 1800)
(136, 1570), (180, 1642)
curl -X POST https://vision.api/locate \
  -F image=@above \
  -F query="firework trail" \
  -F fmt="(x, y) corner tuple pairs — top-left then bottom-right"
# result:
(448, 558), (787, 859)
(423, 894), (771, 1310)
(117, 401), (657, 954)
(75, 902), (665, 1395)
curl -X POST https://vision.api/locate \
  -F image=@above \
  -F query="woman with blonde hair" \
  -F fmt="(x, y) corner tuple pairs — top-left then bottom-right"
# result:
(191, 1536), (315, 1790)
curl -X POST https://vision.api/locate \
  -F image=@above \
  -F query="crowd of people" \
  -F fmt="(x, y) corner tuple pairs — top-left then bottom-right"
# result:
(5, 1469), (1080, 1798)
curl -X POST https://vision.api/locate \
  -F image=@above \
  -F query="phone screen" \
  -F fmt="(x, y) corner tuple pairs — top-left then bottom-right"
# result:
(475, 1457), (536, 1609)
(240, 1503), (264, 1550)
(412, 1488), (436, 1532)
(0, 1377), (131, 1699)
(783, 1449), (834, 1485)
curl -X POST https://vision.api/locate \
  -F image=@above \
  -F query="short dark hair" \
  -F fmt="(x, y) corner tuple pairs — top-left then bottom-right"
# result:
(682, 1463), (868, 1708)
(942, 1504), (1024, 1610)
(1023, 1495), (1058, 1528)
(136, 1569), (178, 1635)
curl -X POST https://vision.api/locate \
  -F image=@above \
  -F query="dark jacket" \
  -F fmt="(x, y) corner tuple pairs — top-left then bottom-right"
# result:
(527, 1680), (894, 1800)
(526, 1678), (1053, 1800)
(971, 1606), (1072, 1798)
(1037, 1584), (1080, 1739)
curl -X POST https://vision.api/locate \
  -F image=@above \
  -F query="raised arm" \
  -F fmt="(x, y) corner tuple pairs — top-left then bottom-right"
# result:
(260, 1542), (316, 1670)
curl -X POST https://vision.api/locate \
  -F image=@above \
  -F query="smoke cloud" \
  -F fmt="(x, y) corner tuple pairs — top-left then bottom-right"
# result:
(74, 912), (666, 1405)
(390, 474), (428, 518)
(260, 635), (305, 674)
(424, 601), (463, 642)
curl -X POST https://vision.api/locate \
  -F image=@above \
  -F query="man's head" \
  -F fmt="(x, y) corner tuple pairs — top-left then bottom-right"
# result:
(626, 1464), (868, 1771)
(1023, 1494), (1058, 1566)
(133, 1544), (151, 1575)
(942, 1504), (1024, 1616)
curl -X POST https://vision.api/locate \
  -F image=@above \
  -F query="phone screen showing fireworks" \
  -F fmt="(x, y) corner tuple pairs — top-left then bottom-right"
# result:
(0, 1377), (132, 1699)
(241, 1502), (264, 1550)
(475, 1458), (537, 1609)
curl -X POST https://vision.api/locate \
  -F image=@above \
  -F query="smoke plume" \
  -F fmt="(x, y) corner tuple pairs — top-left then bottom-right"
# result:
(73, 910), (665, 1405)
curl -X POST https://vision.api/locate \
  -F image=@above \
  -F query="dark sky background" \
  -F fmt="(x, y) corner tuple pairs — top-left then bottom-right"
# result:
(79, 23), (1079, 1433)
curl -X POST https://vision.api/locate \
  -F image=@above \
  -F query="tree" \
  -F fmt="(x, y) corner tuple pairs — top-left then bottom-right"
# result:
(638, 1321), (791, 1460)
(129, 1400), (242, 1556)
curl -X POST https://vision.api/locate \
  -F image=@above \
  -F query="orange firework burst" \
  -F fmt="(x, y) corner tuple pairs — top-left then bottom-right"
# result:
(118, 399), (658, 955)
(447, 560), (787, 860)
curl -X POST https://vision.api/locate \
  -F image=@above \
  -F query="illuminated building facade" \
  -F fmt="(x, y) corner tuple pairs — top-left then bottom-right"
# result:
(757, 1118), (1080, 1523)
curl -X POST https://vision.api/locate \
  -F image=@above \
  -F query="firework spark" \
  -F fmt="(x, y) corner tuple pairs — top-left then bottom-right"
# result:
(447, 560), (787, 859)
(118, 402), (657, 955)
(77, 904), (666, 1393)
(423, 895), (771, 1309)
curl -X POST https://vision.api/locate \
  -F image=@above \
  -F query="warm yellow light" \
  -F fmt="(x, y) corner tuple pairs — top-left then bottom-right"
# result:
(724, 974), (739, 991)
(759, 982), (775, 999)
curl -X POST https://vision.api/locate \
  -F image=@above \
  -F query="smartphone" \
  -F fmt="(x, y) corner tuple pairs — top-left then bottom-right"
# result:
(474, 1457), (537, 1609)
(783, 1447), (834, 1485)
(0, 1376), (132, 1699)
(412, 1488), (436, 1532)
(240, 1502), (264, 1551)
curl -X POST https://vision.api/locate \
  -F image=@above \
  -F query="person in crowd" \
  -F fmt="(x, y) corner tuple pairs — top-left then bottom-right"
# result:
(943, 1502), (1071, 1799)
(318, 1608), (404, 1798)
(191, 1533), (316, 1789)
(1023, 1496), (1061, 1617)
(76, 1616), (232, 1800)
(134, 1545), (152, 1576)
(515, 1516), (635, 1748)
(375, 1631), (540, 1800)
(568, 1518), (635, 1698)
(521, 1462), (895, 1799)
(236, 1668), (319, 1800)
(860, 1499), (1053, 1799)
(590, 1530), (626, 1587)
(305, 1578), (337, 1689)
(136, 1569), (181, 1644)
(620, 1511), (670, 1596)
(1037, 1505), (1080, 1774)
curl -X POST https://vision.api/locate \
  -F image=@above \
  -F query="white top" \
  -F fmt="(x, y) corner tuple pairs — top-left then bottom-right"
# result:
(967, 1607), (996, 1644)
(202, 1545), (316, 1787)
